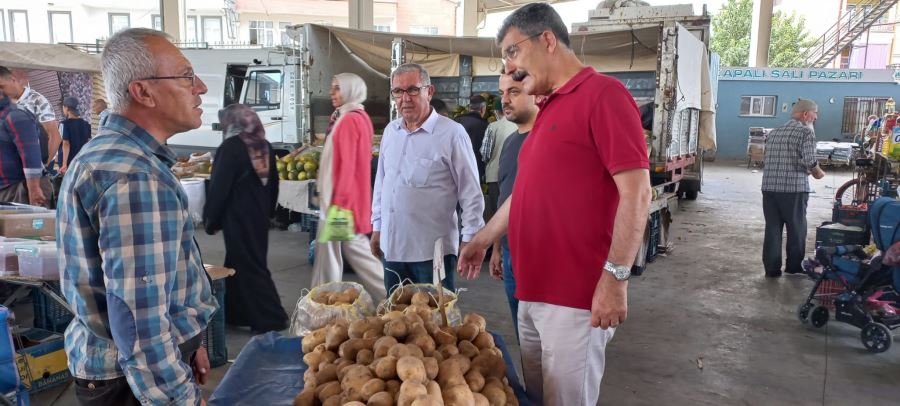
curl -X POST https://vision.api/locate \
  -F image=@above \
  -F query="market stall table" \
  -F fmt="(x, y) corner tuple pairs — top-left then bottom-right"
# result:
(209, 331), (531, 405)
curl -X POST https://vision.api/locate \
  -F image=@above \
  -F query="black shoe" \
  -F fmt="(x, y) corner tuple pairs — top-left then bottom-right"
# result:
(784, 268), (804, 275)
(765, 270), (783, 278)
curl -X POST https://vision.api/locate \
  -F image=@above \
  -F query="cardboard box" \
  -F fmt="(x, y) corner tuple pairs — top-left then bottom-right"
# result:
(14, 328), (71, 393)
(0, 211), (56, 238)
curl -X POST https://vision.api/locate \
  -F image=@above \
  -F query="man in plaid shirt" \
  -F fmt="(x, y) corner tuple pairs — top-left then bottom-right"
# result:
(761, 99), (825, 278)
(58, 28), (217, 405)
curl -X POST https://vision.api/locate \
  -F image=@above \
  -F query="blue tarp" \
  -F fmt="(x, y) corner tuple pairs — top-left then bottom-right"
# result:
(210, 331), (530, 405)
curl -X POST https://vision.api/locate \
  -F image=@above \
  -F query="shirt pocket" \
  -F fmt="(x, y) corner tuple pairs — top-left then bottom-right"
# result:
(403, 156), (438, 188)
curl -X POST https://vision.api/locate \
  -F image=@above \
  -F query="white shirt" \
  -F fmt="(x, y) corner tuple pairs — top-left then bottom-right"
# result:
(373, 108), (485, 262)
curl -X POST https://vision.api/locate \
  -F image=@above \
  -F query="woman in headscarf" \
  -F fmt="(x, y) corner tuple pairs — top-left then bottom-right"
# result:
(311, 73), (386, 300)
(204, 104), (289, 333)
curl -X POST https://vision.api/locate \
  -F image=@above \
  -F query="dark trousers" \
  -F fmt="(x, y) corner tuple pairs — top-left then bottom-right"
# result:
(383, 255), (456, 297)
(762, 192), (809, 274)
(74, 334), (202, 406)
(485, 182), (500, 221)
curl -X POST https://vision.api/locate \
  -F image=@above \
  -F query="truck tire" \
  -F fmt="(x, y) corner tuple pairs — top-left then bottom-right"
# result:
(684, 190), (698, 200)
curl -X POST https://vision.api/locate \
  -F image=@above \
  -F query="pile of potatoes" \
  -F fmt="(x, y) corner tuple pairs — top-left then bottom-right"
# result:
(295, 292), (517, 406)
(313, 287), (361, 306)
(387, 286), (453, 313)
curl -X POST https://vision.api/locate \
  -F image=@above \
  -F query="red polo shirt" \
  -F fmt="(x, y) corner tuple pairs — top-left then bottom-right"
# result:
(509, 67), (649, 311)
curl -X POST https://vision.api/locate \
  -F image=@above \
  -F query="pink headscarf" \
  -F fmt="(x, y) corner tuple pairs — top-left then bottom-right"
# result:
(220, 104), (271, 185)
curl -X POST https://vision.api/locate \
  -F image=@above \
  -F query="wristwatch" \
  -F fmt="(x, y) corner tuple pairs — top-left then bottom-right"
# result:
(603, 261), (631, 281)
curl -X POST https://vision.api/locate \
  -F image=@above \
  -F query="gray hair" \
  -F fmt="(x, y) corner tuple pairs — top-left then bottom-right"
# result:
(391, 63), (431, 86)
(496, 3), (569, 48)
(792, 98), (817, 114)
(101, 28), (172, 113)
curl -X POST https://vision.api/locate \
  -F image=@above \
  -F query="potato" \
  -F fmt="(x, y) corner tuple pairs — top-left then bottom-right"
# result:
(367, 391), (393, 406)
(321, 395), (342, 406)
(366, 316), (387, 332)
(431, 351), (445, 363)
(481, 382), (506, 406)
(363, 328), (382, 339)
(357, 348), (375, 365)
(360, 378), (386, 401)
(433, 326), (457, 346)
(373, 356), (398, 380)
(426, 381), (445, 406)
(473, 393), (490, 406)
(503, 385), (518, 406)
(313, 290), (332, 304)
(407, 332), (436, 354)
(342, 365), (375, 401)
(384, 319), (409, 339)
(316, 381), (341, 402)
(385, 379), (402, 398)
(325, 322), (350, 350)
(293, 387), (316, 406)
(396, 356), (427, 384)
(437, 358), (469, 388)
(374, 336), (399, 359)
(422, 357), (439, 380)
(412, 394), (440, 406)
(315, 363), (338, 384)
(472, 332), (494, 350)
(302, 327), (328, 353)
(465, 370), (485, 393)
(456, 323), (479, 342)
(349, 319), (372, 339)
(463, 314), (486, 332)
(411, 292), (430, 306)
(442, 384), (474, 406)
(339, 338), (376, 361)
(437, 344), (459, 360)
(303, 349), (327, 372)
(345, 402), (366, 406)
(398, 381), (428, 406)
(334, 358), (355, 379)
(395, 303), (409, 312)
(457, 340), (480, 359)
(471, 353), (506, 379)
(405, 344), (425, 359)
(382, 310), (404, 321)
(388, 342), (412, 359)
(344, 287), (360, 302)
(329, 291), (354, 305)
(396, 287), (415, 305)
(403, 313), (425, 329)
(303, 370), (317, 388)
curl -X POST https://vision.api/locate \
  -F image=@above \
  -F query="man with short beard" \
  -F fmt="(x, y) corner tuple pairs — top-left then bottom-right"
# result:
(488, 73), (538, 336)
(761, 98), (825, 278)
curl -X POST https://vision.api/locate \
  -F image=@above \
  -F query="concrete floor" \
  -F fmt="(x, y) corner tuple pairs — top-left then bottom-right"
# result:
(33, 161), (900, 405)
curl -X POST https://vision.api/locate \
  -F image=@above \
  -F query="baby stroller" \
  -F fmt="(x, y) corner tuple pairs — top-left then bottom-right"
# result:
(798, 197), (900, 353)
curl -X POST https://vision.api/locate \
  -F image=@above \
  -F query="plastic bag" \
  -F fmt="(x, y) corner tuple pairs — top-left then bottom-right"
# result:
(380, 283), (463, 326)
(288, 281), (375, 336)
(318, 205), (355, 242)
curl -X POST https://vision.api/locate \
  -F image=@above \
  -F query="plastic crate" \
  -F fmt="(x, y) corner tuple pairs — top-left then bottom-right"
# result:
(815, 222), (869, 246)
(31, 282), (72, 334)
(832, 204), (868, 229)
(203, 278), (227, 368)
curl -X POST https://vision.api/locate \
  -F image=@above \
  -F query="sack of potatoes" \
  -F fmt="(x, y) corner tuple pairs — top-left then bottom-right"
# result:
(290, 282), (376, 337)
(380, 284), (463, 327)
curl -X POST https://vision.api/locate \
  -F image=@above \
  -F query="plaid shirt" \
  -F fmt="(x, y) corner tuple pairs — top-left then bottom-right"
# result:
(0, 97), (43, 188)
(761, 119), (818, 193)
(58, 114), (217, 405)
(480, 117), (517, 183)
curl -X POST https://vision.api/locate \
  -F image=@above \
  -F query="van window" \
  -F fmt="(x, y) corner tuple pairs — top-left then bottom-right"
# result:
(245, 70), (283, 111)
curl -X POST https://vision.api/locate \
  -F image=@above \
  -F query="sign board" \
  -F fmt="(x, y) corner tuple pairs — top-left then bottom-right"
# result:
(719, 68), (899, 83)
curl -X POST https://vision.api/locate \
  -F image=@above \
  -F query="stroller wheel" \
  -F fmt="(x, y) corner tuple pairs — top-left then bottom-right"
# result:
(797, 303), (813, 324)
(810, 306), (829, 328)
(861, 323), (893, 353)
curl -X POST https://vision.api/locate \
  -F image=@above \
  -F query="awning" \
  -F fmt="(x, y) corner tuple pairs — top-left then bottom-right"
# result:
(0, 42), (101, 73)
(480, 0), (578, 12)
(323, 24), (661, 76)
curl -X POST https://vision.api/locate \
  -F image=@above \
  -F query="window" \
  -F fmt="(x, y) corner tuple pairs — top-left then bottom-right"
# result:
(249, 20), (274, 46)
(109, 13), (130, 36)
(185, 16), (198, 43)
(842, 96), (890, 135)
(152, 14), (162, 31)
(245, 70), (283, 111)
(409, 25), (438, 35)
(740, 96), (777, 117)
(48, 11), (72, 43)
(9, 10), (28, 42)
(374, 25), (391, 32)
(0, 10), (6, 41)
(279, 22), (291, 45)
(202, 16), (222, 44)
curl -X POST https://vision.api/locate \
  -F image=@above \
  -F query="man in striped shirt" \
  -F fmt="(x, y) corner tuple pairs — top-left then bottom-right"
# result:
(761, 98), (825, 278)
(58, 28), (217, 406)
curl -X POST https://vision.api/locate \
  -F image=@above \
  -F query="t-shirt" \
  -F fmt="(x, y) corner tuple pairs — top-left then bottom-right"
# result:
(509, 67), (649, 311)
(58, 118), (92, 166)
(497, 130), (527, 250)
(15, 87), (55, 164)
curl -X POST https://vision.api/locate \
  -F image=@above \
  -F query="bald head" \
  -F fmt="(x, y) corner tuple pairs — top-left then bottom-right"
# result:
(792, 98), (818, 125)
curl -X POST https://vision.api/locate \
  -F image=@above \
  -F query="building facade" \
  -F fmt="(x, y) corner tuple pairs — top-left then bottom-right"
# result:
(715, 66), (900, 159)
(0, 0), (461, 48)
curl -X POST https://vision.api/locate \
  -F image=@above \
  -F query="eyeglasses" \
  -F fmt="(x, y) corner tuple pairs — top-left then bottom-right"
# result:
(138, 74), (197, 87)
(390, 85), (429, 99)
(501, 33), (542, 64)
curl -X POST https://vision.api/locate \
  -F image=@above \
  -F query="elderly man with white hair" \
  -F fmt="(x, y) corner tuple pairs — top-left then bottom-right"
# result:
(57, 28), (217, 405)
(761, 98), (825, 278)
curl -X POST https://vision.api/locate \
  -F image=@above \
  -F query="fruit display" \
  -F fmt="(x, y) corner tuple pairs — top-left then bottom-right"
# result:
(279, 150), (321, 181)
(450, 93), (498, 123)
(294, 310), (518, 406)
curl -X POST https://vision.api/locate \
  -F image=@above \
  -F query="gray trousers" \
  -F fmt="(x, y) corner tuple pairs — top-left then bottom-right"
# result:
(762, 191), (809, 274)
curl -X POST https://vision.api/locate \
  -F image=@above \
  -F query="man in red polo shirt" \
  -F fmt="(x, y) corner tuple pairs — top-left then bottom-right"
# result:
(458, 3), (651, 404)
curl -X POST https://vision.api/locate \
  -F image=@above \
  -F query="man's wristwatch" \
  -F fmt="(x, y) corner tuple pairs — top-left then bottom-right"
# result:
(604, 261), (631, 281)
